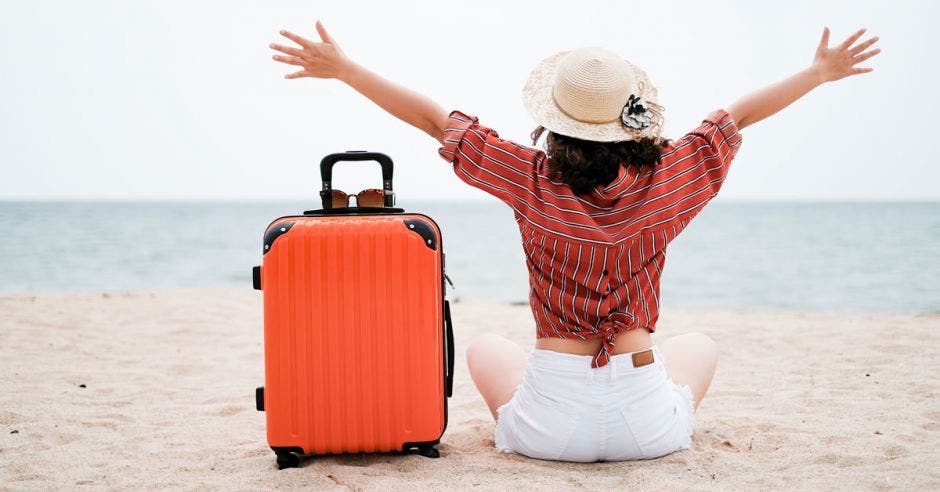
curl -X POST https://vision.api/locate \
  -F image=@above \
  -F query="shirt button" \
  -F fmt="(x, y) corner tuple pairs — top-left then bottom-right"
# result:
(602, 269), (609, 275)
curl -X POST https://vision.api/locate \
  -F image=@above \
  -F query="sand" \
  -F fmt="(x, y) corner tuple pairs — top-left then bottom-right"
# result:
(1, 288), (938, 490)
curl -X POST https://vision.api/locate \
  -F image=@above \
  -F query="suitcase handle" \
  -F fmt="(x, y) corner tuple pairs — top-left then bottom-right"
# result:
(444, 300), (455, 398)
(319, 151), (395, 209)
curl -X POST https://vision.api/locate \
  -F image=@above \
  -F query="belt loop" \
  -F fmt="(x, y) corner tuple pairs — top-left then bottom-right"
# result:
(585, 367), (594, 384)
(611, 358), (618, 382)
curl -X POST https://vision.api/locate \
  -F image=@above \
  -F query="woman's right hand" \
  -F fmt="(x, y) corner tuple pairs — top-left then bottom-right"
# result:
(270, 20), (351, 80)
(810, 27), (881, 84)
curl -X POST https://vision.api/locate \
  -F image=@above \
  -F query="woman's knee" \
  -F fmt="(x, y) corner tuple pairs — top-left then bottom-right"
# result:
(687, 332), (719, 368)
(688, 332), (717, 353)
(662, 332), (719, 375)
(667, 332), (718, 356)
(466, 332), (510, 367)
(661, 332), (719, 409)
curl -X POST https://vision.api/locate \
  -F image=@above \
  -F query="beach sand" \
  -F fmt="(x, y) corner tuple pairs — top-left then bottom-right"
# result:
(1, 289), (938, 490)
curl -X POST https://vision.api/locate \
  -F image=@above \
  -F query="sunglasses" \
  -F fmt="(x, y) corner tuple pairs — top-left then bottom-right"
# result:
(326, 188), (387, 208)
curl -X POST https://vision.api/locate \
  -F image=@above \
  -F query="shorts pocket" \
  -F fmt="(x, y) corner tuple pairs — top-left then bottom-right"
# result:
(620, 387), (686, 459)
(501, 380), (582, 461)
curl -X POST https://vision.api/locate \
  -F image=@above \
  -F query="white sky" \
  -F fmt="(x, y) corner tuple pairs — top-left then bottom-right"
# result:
(1, 0), (937, 201)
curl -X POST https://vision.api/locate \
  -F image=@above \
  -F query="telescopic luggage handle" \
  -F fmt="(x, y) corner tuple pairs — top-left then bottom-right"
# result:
(319, 150), (395, 208)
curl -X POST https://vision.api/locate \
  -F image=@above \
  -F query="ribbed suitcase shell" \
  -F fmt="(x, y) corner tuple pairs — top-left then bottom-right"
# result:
(260, 213), (447, 455)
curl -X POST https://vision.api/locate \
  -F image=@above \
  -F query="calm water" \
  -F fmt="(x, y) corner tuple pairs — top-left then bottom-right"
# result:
(0, 201), (937, 314)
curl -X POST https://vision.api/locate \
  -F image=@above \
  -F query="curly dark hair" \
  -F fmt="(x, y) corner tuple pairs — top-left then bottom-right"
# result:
(531, 126), (668, 195)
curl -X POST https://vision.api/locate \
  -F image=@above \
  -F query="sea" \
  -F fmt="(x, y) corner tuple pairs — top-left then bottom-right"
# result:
(0, 201), (937, 315)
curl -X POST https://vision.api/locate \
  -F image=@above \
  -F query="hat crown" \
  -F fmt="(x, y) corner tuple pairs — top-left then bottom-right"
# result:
(522, 47), (662, 142)
(552, 47), (635, 124)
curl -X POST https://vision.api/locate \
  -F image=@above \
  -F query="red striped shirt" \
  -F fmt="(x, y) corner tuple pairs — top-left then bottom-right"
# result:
(438, 109), (742, 367)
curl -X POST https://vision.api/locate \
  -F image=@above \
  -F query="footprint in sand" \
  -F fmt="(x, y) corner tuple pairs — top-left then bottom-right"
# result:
(0, 411), (24, 425)
(920, 422), (940, 432)
(80, 421), (119, 430)
(821, 434), (851, 445)
(239, 447), (268, 459)
(98, 400), (133, 408)
(865, 344), (910, 355)
(883, 444), (907, 458)
(814, 452), (879, 467)
(80, 413), (134, 430)
(217, 405), (244, 417)
(169, 364), (204, 376)
(55, 432), (83, 445)
(7, 462), (46, 483)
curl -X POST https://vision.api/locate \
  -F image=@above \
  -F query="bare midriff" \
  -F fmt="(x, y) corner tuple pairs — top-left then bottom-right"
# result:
(534, 327), (653, 356)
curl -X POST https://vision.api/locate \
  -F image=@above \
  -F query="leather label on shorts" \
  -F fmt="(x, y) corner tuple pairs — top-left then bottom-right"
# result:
(632, 349), (654, 367)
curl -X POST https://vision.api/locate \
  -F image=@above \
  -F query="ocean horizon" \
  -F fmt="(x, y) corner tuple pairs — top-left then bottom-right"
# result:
(1, 200), (937, 315)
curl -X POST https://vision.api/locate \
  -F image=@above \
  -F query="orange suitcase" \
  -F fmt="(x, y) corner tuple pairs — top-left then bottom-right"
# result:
(252, 151), (454, 469)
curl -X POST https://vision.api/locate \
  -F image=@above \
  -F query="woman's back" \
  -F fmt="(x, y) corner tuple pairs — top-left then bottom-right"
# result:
(438, 108), (742, 366)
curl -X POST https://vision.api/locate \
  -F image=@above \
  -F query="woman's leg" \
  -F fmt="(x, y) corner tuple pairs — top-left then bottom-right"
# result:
(659, 332), (719, 410)
(466, 333), (529, 420)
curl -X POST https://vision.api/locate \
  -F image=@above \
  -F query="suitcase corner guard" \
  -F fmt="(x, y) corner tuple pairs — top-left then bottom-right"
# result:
(263, 221), (295, 254)
(403, 218), (437, 250)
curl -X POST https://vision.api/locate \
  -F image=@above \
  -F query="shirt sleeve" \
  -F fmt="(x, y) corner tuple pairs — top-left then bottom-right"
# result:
(437, 110), (544, 209)
(640, 109), (743, 232)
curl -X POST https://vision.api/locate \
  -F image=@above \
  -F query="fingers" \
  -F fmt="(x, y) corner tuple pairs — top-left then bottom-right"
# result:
(315, 20), (336, 45)
(285, 69), (309, 79)
(851, 67), (874, 75)
(838, 28), (867, 51)
(272, 55), (306, 67)
(280, 29), (314, 49)
(818, 26), (830, 49)
(269, 43), (305, 57)
(854, 48), (881, 63)
(850, 36), (879, 55)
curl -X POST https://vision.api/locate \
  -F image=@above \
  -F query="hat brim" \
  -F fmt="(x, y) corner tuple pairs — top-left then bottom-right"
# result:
(522, 51), (662, 143)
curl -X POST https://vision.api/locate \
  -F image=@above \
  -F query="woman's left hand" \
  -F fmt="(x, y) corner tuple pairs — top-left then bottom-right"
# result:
(810, 27), (881, 83)
(270, 20), (351, 80)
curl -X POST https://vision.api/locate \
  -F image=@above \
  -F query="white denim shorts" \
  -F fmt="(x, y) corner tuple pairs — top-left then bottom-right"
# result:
(494, 344), (695, 462)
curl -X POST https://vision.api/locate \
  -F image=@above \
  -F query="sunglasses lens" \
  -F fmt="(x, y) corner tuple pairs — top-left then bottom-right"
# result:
(330, 190), (349, 208)
(356, 189), (385, 208)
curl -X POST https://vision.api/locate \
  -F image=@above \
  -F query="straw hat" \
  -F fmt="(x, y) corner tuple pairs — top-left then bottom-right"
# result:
(522, 47), (664, 143)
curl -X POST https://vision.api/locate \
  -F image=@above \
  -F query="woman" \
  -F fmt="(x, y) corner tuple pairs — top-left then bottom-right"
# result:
(270, 21), (879, 462)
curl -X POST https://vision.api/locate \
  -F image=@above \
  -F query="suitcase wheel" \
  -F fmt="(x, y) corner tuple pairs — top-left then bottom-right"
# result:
(276, 453), (300, 470)
(272, 447), (304, 470)
(404, 442), (441, 458)
(417, 445), (440, 458)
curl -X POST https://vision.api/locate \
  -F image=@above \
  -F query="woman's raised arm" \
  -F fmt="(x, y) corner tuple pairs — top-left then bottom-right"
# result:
(727, 27), (881, 130)
(270, 20), (451, 143)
